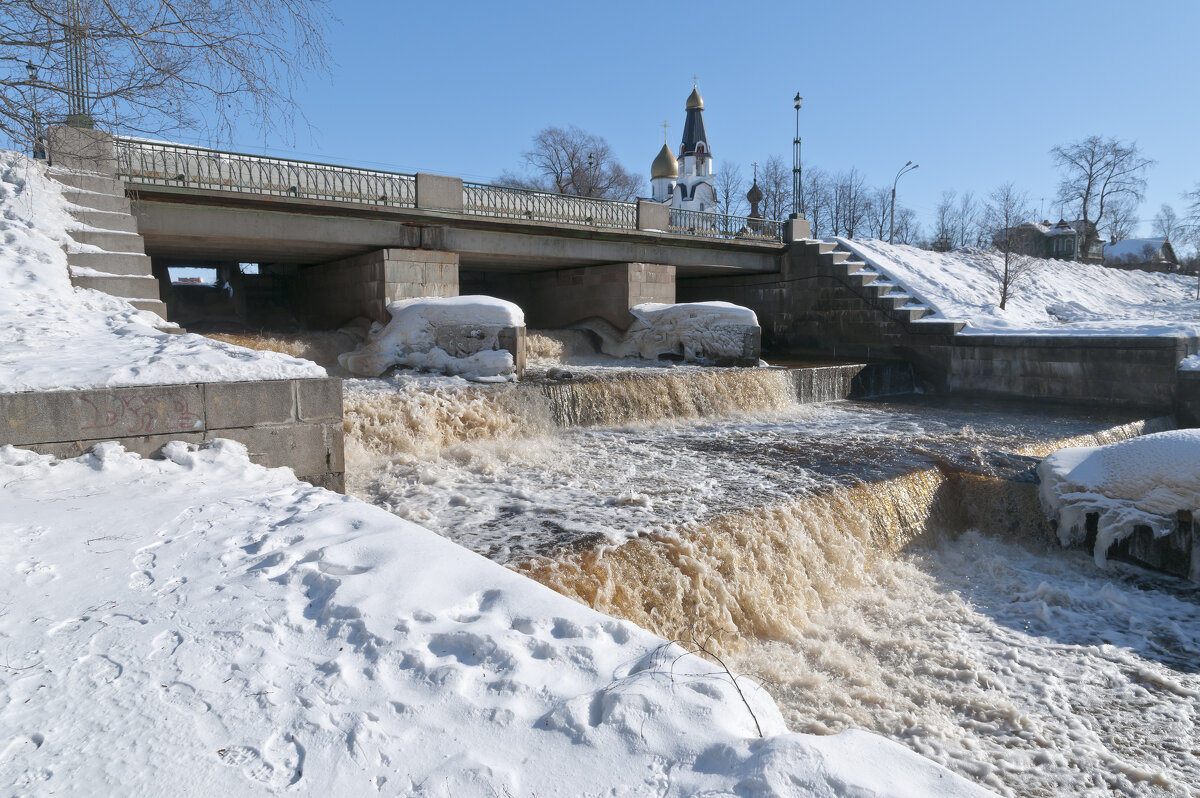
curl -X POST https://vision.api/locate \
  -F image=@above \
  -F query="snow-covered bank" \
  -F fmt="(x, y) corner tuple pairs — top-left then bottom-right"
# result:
(833, 238), (1200, 337)
(0, 151), (323, 392)
(338, 296), (523, 381)
(1038, 429), (1200, 574)
(0, 441), (992, 796)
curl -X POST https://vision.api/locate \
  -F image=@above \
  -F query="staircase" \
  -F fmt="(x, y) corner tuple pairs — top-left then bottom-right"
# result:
(815, 241), (964, 336)
(50, 166), (170, 321)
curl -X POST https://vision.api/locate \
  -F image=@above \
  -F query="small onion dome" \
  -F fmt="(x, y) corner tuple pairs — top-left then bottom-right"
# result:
(686, 86), (704, 110)
(652, 142), (678, 179)
(746, 180), (763, 204)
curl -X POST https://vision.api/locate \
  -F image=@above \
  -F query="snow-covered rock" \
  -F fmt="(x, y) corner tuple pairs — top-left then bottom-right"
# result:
(1037, 429), (1200, 575)
(339, 295), (524, 381)
(0, 150), (325, 392)
(592, 301), (760, 363)
(0, 440), (994, 797)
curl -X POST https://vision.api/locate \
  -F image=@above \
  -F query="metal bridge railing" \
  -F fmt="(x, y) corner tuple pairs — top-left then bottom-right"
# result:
(114, 137), (417, 208)
(668, 207), (783, 242)
(462, 181), (638, 230)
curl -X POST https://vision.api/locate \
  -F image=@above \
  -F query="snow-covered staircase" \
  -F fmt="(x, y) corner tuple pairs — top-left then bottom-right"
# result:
(815, 241), (964, 335)
(51, 166), (169, 320)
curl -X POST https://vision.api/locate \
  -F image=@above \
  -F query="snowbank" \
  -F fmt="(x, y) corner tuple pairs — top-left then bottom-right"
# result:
(1037, 429), (1200, 572)
(0, 150), (325, 392)
(592, 301), (759, 363)
(0, 440), (993, 796)
(833, 238), (1200, 337)
(339, 295), (523, 381)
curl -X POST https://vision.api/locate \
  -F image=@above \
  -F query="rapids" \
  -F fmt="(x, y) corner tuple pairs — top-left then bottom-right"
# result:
(339, 367), (1198, 797)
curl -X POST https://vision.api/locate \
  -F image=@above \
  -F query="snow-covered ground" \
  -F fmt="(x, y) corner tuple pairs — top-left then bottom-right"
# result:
(0, 441), (992, 797)
(1038, 428), (1200, 575)
(833, 238), (1200, 337)
(0, 152), (323, 393)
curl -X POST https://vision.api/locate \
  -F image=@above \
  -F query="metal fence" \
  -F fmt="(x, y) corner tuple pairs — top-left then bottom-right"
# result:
(114, 137), (417, 207)
(113, 137), (782, 242)
(462, 181), (638, 230)
(668, 207), (783, 242)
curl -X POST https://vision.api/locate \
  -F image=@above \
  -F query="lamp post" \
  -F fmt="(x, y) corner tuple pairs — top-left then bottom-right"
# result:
(25, 62), (44, 159)
(791, 92), (803, 218)
(889, 160), (918, 244)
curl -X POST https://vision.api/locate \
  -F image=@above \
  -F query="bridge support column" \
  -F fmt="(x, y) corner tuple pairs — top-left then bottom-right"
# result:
(523, 262), (675, 329)
(300, 248), (459, 327)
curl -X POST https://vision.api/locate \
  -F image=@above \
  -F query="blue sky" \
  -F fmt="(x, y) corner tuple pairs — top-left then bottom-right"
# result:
(204, 0), (1196, 239)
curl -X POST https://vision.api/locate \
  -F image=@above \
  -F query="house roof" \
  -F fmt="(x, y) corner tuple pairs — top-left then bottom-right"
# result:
(1104, 237), (1168, 260)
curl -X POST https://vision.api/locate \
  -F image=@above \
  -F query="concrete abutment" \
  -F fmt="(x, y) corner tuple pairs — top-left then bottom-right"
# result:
(299, 248), (461, 327)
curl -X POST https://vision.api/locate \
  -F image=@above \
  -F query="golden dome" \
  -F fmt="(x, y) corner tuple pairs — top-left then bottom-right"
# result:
(686, 86), (704, 110)
(651, 142), (678, 179)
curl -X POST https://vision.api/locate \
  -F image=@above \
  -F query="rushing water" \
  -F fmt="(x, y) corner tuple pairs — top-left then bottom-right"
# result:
(187, 340), (1173, 797)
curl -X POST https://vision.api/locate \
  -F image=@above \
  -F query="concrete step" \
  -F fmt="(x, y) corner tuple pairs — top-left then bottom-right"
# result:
(861, 282), (897, 298)
(67, 208), (139, 233)
(891, 307), (930, 322)
(127, 298), (171, 321)
(67, 229), (145, 254)
(822, 251), (851, 265)
(48, 169), (124, 195)
(67, 251), (154, 276)
(817, 241), (837, 254)
(911, 320), (965, 335)
(877, 294), (912, 309)
(850, 270), (879, 286)
(62, 188), (131, 214)
(71, 273), (163, 300)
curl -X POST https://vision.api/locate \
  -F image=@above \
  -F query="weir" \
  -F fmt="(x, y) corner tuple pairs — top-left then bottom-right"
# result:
(336, 366), (1200, 796)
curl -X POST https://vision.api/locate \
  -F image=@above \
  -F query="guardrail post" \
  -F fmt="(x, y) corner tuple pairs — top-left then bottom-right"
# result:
(637, 200), (669, 232)
(416, 173), (464, 212)
(47, 125), (118, 175)
(784, 216), (812, 241)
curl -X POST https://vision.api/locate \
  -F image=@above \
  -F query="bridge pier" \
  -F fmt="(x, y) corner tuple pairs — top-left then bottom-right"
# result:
(299, 248), (460, 327)
(465, 262), (675, 330)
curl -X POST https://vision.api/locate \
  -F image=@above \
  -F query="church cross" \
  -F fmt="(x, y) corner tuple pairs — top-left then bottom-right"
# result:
(692, 74), (698, 86)
(661, 119), (671, 143)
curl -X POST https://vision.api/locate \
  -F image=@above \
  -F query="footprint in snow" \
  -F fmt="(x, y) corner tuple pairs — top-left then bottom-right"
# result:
(159, 682), (209, 714)
(128, 570), (154, 591)
(218, 734), (303, 788)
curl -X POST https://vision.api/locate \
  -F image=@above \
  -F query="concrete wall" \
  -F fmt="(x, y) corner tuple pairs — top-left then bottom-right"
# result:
(1177, 370), (1200, 427)
(0, 378), (344, 491)
(510, 262), (676, 329)
(300, 248), (460, 327)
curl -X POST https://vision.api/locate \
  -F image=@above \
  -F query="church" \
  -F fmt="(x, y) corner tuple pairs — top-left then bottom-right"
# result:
(650, 85), (716, 212)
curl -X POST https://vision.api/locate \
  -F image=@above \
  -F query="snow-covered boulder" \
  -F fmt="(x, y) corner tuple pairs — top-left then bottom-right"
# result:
(1037, 429), (1200, 577)
(338, 295), (526, 381)
(591, 301), (761, 365)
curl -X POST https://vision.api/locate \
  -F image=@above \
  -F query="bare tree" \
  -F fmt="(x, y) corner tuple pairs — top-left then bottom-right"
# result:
(984, 182), (1037, 310)
(800, 166), (831, 238)
(953, 191), (980, 248)
(863, 186), (891, 240)
(931, 190), (956, 250)
(893, 207), (920, 245)
(758, 155), (791, 222)
(1051, 135), (1154, 259)
(1101, 196), (1138, 243)
(712, 161), (746, 217)
(1153, 204), (1183, 243)
(0, 0), (332, 146)
(832, 168), (868, 238)
(499, 125), (642, 199)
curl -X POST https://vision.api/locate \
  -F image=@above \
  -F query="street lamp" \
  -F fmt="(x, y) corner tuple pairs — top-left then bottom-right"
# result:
(791, 92), (803, 218)
(889, 160), (918, 244)
(25, 61), (44, 160)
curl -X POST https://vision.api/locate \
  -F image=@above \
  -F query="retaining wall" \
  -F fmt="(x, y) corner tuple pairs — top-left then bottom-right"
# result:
(0, 378), (344, 491)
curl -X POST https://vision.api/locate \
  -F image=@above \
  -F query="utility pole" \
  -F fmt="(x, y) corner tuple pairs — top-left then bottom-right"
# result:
(791, 93), (803, 218)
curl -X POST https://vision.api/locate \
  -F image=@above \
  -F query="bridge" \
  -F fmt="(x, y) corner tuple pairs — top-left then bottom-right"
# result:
(78, 133), (800, 330)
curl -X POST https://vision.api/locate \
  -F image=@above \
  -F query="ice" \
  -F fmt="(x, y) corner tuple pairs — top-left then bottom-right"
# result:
(1038, 429), (1200, 572)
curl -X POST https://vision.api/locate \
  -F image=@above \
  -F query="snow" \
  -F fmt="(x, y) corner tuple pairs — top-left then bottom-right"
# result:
(0, 440), (993, 797)
(833, 238), (1200, 337)
(1180, 354), (1200, 371)
(338, 296), (523, 380)
(0, 151), (325, 392)
(1037, 429), (1200, 573)
(588, 301), (760, 362)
